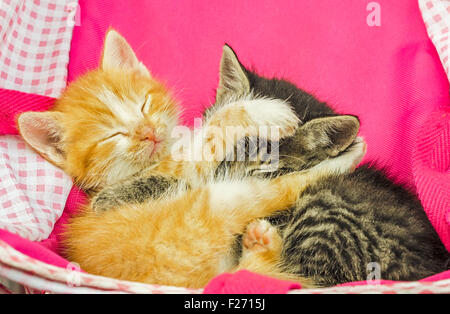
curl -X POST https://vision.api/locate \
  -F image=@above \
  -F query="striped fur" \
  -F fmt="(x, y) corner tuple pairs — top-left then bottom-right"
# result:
(218, 45), (450, 286)
(266, 166), (450, 286)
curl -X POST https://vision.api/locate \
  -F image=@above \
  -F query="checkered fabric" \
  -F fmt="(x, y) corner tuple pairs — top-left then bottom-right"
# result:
(419, 0), (450, 79)
(0, 135), (73, 241)
(0, 0), (78, 98)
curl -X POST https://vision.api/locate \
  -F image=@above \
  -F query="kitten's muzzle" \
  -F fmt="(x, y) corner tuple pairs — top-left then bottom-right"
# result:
(140, 126), (156, 142)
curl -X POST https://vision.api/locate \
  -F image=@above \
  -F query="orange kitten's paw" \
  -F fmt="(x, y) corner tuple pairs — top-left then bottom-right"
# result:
(207, 99), (299, 140)
(240, 98), (299, 140)
(243, 220), (282, 254)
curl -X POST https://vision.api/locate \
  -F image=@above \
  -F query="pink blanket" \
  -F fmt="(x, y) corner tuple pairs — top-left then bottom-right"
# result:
(0, 0), (448, 293)
(204, 270), (450, 294)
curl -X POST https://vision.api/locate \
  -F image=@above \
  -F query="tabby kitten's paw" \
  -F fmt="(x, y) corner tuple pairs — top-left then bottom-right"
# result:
(340, 136), (367, 171)
(91, 174), (178, 213)
(243, 220), (282, 254)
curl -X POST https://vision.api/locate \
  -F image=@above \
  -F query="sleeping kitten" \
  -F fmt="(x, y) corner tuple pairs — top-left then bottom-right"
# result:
(210, 45), (362, 176)
(214, 45), (450, 286)
(16, 30), (367, 288)
(17, 30), (179, 194)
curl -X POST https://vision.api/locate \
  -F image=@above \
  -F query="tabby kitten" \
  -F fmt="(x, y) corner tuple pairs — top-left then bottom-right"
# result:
(215, 45), (450, 286)
(210, 45), (360, 176)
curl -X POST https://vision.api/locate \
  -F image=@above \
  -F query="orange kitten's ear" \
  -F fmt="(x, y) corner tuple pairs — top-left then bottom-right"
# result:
(17, 112), (66, 168)
(101, 29), (151, 77)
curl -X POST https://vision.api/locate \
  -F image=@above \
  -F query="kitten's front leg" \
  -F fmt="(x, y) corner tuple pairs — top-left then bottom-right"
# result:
(92, 174), (180, 212)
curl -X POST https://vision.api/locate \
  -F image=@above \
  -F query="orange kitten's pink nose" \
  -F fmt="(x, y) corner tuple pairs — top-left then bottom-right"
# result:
(141, 127), (156, 142)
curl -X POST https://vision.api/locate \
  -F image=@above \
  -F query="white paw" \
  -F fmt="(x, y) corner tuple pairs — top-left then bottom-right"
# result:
(239, 98), (300, 140)
(311, 137), (367, 175)
(346, 136), (367, 168)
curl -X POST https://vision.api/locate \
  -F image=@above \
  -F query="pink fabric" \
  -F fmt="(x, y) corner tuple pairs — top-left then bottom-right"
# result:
(419, 0), (450, 77)
(0, 0), (448, 291)
(205, 271), (450, 294)
(0, 135), (73, 241)
(415, 3), (450, 249)
(419, 270), (450, 283)
(39, 186), (87, 253)
(203, 270), (301, 294)
(412, 108), (450, 252)
(0, 229), (71, 269)
(335, 270), (450, 287)
(0, 88), (54, 134)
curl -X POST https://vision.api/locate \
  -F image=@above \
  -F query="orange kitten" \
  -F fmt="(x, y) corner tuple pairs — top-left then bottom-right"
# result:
(18, 30), (178, 194)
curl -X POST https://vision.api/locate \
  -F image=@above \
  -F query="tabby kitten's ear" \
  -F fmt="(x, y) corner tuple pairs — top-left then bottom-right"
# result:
(17, 112), (66, 168)
(299, 115), (360, 157)
(101, 29), (151, 77)
(216, 44), (251, 103)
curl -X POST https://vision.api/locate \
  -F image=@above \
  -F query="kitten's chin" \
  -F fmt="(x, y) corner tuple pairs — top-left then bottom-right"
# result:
(140, 145), (168, 167)
(152, 141), (167, 158)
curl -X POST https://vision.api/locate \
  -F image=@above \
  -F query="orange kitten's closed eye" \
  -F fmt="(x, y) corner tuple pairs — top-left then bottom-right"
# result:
(18, 30), (179, 193)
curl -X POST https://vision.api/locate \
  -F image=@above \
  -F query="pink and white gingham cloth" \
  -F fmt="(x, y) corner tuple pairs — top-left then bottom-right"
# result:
(0, 0), (78, 98)
(419, 0), (450, 79)
(0, 0), (78, 241)
(0, 135), (72, 242)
